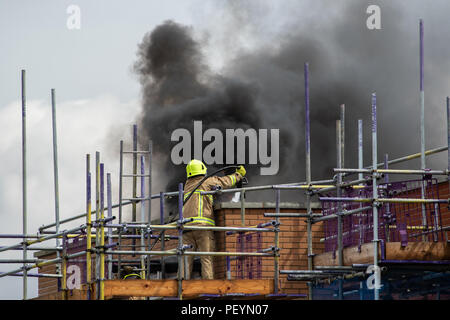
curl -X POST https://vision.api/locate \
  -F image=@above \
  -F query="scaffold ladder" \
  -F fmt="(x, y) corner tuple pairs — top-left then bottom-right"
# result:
(117, 124), (152, 280)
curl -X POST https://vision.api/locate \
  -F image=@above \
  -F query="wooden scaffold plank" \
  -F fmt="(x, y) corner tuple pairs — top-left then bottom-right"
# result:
(103, 279), (274, 299)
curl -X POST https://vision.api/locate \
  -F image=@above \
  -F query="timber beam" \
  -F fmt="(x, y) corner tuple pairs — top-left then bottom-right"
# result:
(103, 279), (274, 299)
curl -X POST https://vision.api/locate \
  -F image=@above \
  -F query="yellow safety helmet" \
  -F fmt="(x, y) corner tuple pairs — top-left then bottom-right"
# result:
(186, 159), (207, 178)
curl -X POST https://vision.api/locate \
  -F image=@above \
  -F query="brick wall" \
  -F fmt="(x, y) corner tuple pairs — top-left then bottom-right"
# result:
(37, 253), (58, 297)
(213, 202), (323, 296)
(437, 182), (450, 240)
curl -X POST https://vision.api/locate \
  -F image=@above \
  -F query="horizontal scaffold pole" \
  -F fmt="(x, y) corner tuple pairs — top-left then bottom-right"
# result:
(0, 259), (39, 264)
(0, 251), (85, 279)
(280, 269), (353, 274)
(0, 225), (86, 254)
(39, 201), (134, 232)
(105, 250), (274, 257)
(272, 185), (366, 190)
(198, 179), (336, 196)
(319, 224), (443, 242)
(0, 272), (62, 278)
(310, 177), (375, 195)
(0, 234), (42, 239)
(373, 145), (448, 169)
(148, 225), (275, 233)
(264, 212), (322, 218)
(319, 197), (448, 204)
(0, 246), (62, 251)
(312, 206), (372, 223)
(335, 168), (448, 176)
(340, 146), (448, 178)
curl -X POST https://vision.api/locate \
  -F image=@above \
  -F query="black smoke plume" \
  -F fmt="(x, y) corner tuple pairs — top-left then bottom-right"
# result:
(133, 1), (450, 217)
(134, 21), (279, 214)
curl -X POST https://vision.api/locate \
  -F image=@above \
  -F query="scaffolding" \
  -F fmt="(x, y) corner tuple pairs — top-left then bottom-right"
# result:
(1, 19), (450, 300)
(275, 19), (450, 300)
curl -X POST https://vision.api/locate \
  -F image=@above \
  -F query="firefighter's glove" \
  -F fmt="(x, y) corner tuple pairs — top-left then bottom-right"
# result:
(236, 165), (246, 177)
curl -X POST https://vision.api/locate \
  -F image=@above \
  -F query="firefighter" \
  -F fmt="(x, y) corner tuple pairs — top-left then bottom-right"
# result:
(181, 159), (246, 280)
(121, 266), (144, 300)
(120, 266), (142, 280)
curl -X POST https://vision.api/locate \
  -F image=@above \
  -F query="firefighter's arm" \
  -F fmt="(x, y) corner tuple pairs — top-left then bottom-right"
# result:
(208, 172), (243, 189)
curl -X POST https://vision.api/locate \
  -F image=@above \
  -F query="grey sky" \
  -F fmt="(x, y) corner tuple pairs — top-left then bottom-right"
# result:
(0, 0), (199, 105)
(1, 0), (450, 300)
(0, 0), (200, 300)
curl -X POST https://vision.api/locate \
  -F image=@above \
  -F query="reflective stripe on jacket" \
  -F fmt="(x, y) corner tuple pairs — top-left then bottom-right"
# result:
(183, 172), (242, 226)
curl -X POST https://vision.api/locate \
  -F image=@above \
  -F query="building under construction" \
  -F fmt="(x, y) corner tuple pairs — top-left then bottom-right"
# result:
(1, 19), (449, 301)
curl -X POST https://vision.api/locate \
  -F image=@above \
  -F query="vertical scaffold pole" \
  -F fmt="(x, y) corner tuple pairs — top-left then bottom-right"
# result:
(132, 125), (138, 222)
(358, 119), (364, 299)
(148, 140), (152, 224)
(384, 154), (390, 242)
(336, 120), (343, 267)
(99, 163), (105, 300)
(274, 189), (280, 294)
(372, 92), (380, 300)
(86, 154), (92, 299)
(338, 104), (345, 300)
(240, 189), (246, 226)
(447, 97), (450, 197)
(95, 152), (100, 299)
(61, 234), (68, 300)
(419, 19), (428, 240)
(384, 154), (389, 184)
(132, 125), (138, 258)
(420, 19), (425, 170)
(107, 173), (113, 280)
(304, 62), (313, 300)
(140, 156), (146, 280)
(147, 141), (152, 280)
(447, 97), (450, 242)
(339, 104), (345, 299)
(226, 256), (231, 280)
(51, 88), (61, 279)
(21, 69), (28, 300)
(177, 183), (184, 300)
(118, 140), (123, 276)
(160, 192), (166, 279)
(340, 104), (345, 170)
(358, 119), (364, 258)
(358, 119), (363, 183)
